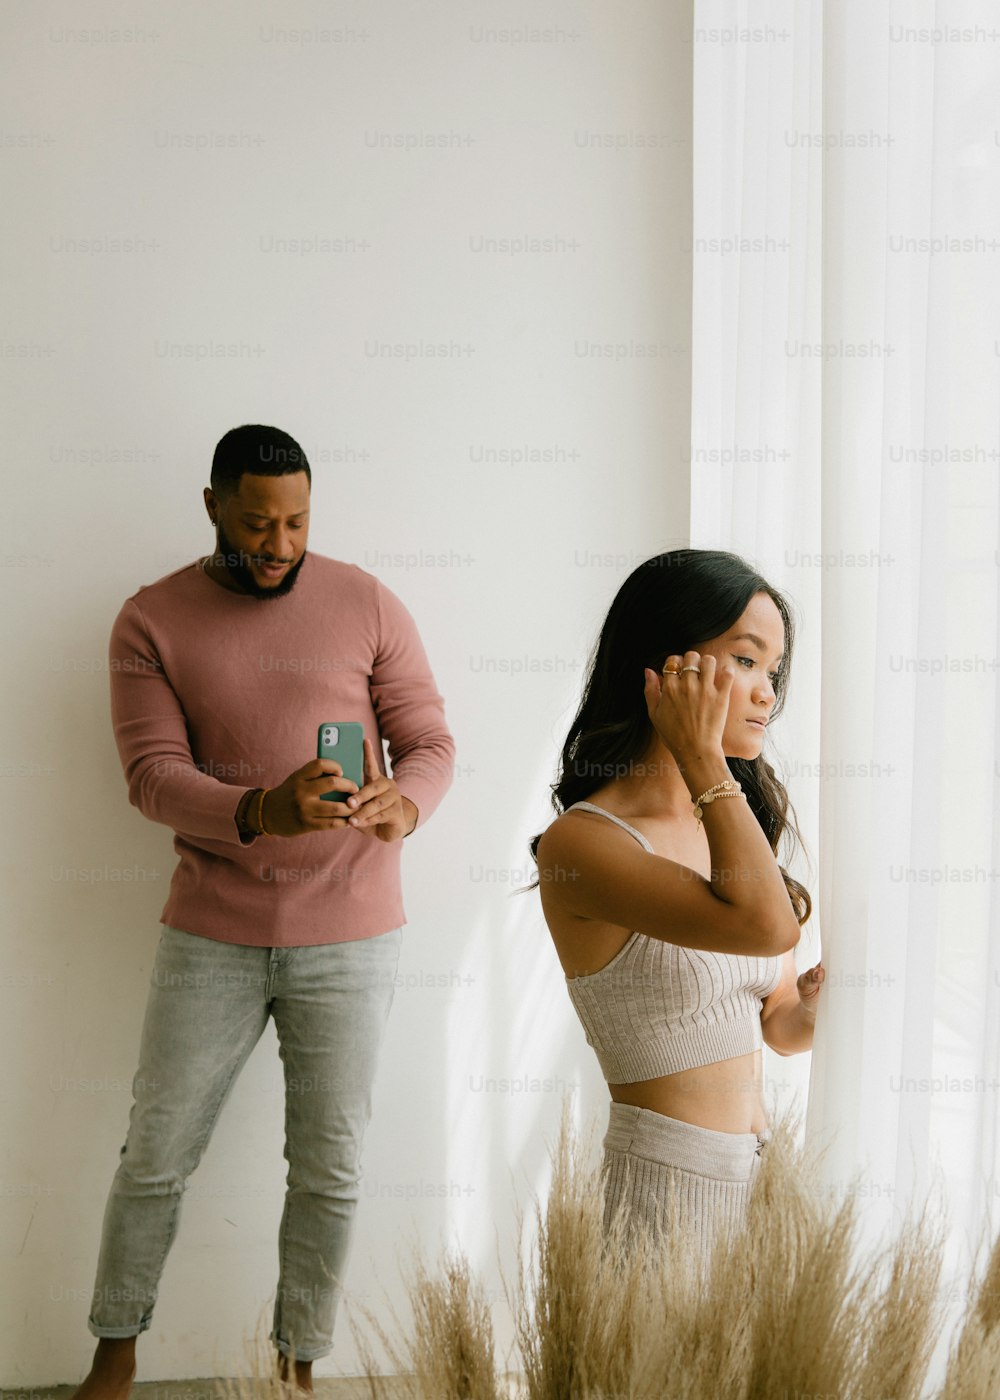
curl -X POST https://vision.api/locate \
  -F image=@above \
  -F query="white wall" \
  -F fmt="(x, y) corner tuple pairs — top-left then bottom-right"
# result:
(1, 0), (692, 1383)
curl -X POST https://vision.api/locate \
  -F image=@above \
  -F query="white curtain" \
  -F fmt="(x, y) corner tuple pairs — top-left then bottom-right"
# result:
(691, 0), (1000, 1380)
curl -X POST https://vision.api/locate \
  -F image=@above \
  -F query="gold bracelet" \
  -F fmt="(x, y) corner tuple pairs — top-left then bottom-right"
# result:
(692, 781), (743, 826)
(694, 781), (736, 802)
(256, 787), (270, 836)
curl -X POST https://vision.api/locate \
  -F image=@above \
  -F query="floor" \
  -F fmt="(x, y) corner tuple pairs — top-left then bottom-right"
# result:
(2, 1379), (523, 1400)
(2, 1385), (411, 1400)
(3, 1383), (406, 1394)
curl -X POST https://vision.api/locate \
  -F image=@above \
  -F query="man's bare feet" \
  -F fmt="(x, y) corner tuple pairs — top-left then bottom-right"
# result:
(277, 1352), (313, 1394)
(69, 1337), (136, 1400)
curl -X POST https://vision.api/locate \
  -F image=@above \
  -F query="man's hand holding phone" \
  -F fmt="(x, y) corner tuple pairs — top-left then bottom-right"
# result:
(259, 738), (416, 842)
(258, 757), (361, 836)
(341, 737), (417, 843)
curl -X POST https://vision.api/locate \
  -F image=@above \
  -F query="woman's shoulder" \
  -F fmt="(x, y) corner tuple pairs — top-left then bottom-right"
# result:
(536, 800), (644, 872)
(538, 798), (619, 841)
(539, 797), (711, 883)
(535, 804), (640, 964)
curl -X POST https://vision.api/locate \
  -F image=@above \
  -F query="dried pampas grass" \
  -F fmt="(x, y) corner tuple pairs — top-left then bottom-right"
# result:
(346, 1099), (1000, 1399)
(354, 1252), (504, 1400)
(217, 1306), (302, 1400)
(940, 1221), (1000, 1399)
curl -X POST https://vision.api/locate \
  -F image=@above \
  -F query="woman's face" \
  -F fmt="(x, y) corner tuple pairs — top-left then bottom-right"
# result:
(693, 591), (786, 759)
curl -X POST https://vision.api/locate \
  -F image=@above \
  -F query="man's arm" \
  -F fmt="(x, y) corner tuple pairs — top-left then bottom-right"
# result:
(369, 580), (455, 833)
(109, 597), (254, 843)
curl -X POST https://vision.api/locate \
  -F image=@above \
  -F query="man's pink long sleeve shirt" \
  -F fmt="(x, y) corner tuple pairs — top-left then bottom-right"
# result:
(108, 552), (454, 946)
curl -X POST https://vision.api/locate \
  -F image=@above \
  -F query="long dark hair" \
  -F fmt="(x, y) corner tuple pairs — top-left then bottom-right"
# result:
(528, 549), (811, 924)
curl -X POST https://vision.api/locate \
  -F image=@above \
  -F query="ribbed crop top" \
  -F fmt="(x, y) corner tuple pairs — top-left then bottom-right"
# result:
(562, 802), (784, 1083)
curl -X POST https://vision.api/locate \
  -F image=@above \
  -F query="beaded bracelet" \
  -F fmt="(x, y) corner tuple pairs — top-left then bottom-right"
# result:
(692, 779), (743, 825)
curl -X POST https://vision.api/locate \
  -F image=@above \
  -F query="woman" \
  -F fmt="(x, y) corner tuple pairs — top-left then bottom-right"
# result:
(532, 550), (824, 1262)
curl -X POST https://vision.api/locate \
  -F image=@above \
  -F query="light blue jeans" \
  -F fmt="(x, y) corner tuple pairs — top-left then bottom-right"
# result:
(87, 923), (402, 1362)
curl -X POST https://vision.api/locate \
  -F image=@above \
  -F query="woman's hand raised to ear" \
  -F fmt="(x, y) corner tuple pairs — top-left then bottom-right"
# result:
(643, 650), (734, 768)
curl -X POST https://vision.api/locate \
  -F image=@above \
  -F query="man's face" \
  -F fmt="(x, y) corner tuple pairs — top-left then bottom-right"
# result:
(207, 472), (311, 599)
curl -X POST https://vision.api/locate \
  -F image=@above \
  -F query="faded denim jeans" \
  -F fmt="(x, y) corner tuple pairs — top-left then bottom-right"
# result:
(87, 922), (402, 1362)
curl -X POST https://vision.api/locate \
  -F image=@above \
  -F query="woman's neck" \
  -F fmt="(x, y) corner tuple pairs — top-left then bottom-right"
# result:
(597, 737), (714, 821)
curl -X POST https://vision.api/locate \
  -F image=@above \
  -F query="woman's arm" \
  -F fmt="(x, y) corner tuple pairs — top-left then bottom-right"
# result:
(536, 808), (802, 960)
(760, 951), (824, 1055)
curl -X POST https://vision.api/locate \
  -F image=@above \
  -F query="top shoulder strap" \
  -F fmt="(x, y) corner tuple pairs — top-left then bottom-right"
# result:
(563, 801), (655, 855)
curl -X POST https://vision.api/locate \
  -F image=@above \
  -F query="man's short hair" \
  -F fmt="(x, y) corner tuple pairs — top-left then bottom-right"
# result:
(211, 424), (311, 498)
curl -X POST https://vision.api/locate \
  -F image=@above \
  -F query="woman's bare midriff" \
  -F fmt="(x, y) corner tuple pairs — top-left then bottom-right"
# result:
(608, 1053), (770, 1137)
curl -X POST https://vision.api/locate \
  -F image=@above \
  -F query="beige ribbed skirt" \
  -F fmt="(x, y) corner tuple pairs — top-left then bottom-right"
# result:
(601, 1102), (771, 1266)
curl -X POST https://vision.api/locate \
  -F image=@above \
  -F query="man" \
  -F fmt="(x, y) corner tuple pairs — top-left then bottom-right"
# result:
(71, 424), (455, 1397)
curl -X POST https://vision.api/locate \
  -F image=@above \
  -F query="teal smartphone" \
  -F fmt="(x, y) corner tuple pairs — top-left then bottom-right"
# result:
(317, 722), (365, 802)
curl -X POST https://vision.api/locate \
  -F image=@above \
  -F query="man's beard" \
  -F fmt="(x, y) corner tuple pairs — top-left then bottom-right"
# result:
(212, 523), (306, 600)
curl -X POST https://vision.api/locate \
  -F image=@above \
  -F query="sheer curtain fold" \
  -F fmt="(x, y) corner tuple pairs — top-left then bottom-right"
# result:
(690, 1), (1000, 1342)
(691, 0), (825, 1160)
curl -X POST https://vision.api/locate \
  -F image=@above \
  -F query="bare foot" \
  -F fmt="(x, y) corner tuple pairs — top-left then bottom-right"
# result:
(69, 1338), (136, 1400)
(277, 1353), (313, 1394)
